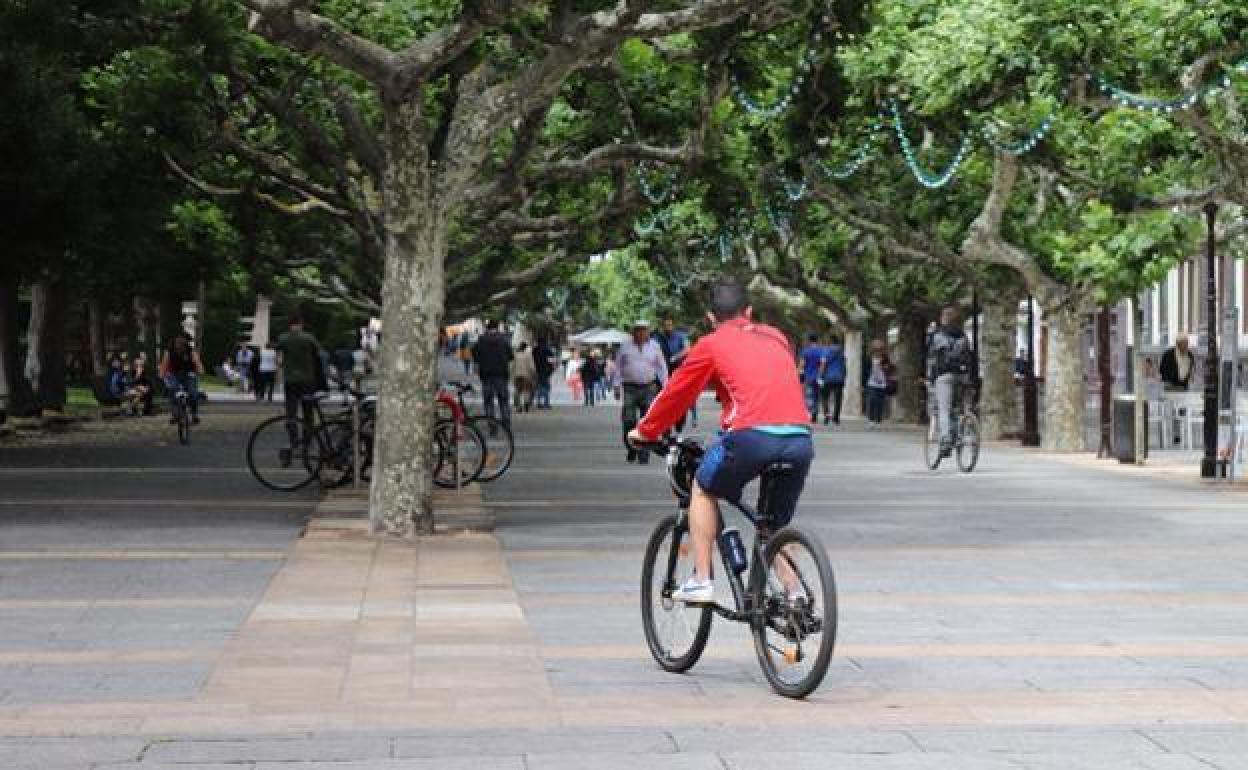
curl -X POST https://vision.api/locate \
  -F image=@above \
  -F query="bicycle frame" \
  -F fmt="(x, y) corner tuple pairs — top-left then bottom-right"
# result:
(665, 450), (788, 629)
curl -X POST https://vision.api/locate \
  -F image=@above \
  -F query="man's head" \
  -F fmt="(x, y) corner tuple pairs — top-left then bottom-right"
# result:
(940, 305), (960, 327)
(485, 319), (500, 333)
(663, 318), (675, 333)
(807, 332), (819, 344)
(288, 313), (304, 330)
(709, 279), (750, 324)
(1177, 336), (1189, 353)
(631, 320), (650, 345)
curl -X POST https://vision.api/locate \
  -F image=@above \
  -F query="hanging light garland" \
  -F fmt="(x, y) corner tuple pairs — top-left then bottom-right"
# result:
(1092, 58), (1248, 114)
(811, 119), (885, 180)
(979, 113), (1055, 156)
(731, 24), (826, 120)
(636, 163), (675, 205)
(889, 100), (972, 189)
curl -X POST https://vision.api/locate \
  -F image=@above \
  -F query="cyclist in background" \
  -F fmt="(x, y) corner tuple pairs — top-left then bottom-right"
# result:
(628, 280), (813, 603)
(159, 332), (204, 425)
(926, 305), (973, 457)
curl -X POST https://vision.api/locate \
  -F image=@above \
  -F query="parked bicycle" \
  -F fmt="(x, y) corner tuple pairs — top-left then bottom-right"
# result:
(924, 381), (980, 472)
(439, 381), (514, 482)
(247, 384), (375, 492)
(635, 436), (837, 698)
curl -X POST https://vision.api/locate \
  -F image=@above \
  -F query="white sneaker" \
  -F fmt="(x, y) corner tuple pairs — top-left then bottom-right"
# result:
(672, 577), (713, 604)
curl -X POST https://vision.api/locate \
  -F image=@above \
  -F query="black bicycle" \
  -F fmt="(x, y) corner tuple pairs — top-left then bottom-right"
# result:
(170, 383), (192, 445)
(923, 381), (980, 473)
(247, 386), (375, 491)
(637, 437), (837, 698)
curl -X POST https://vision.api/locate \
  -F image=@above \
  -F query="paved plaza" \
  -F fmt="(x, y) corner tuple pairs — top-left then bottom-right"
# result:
(2, 400), (1248, 768)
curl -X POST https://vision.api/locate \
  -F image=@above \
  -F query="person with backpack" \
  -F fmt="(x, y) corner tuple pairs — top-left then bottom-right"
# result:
(926, 305), (974, 456)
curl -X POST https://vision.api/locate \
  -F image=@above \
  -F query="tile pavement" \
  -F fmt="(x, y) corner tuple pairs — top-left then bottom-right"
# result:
(2, 403), (1248, 767)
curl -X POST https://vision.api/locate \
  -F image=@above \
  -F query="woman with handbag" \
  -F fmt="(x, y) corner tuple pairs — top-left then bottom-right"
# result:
(863, 338), (896, 427)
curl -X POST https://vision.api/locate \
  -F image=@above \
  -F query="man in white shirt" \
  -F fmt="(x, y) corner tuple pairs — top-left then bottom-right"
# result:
(612, 320), (668, 464)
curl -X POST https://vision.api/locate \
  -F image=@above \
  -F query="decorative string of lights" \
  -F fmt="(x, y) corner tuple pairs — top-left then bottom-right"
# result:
(731, 23), (827, 120)
(980, 114), (1055, 156)
(811, 119), (884, 180)
(889, 100), (972, 189)
(1092, 58), (1248, 114)
(636, 164), (675, 205)
(633, 208), (671, 237)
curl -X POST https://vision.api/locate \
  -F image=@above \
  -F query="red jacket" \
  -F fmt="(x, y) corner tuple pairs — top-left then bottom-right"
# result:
(637, 318), (809, 438)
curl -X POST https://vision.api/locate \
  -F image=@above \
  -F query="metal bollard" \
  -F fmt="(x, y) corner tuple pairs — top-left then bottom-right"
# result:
(351, 398), (361, 490)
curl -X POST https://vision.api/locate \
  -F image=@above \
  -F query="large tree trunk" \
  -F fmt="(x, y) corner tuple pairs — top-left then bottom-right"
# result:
(0, 280), (35, 419)
(843, 328), (864, 417)
(25, 279), (68, 413)
(87, 297), (107, 379)
(980, 291), (1021, 440)
(1042, 303), (1087, 451)
(369, 98), (444, 537)
(892, 312), (926, 423)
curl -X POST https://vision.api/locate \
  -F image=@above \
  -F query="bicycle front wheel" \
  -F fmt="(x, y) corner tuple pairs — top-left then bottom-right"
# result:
(957, 414), (981, 473)
(752, 526), (837, 698)
(432, 419), (486, 488)
(923, 413), (942, 470)
(176, 402), (190, 445)
(468, 415), (514, 482)
(247, 415), (322, 491)
(640, 514), (712, 673)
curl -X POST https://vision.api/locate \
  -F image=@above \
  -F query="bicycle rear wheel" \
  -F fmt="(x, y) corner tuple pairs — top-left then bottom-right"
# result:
(315, 419), (366, 488)
(751, 526), (837, 698)
(956, 414), (981, 473)
(432, 419), (486, 488)
(468, 415), (514, 482)
(640, 514), (712, 673)
(923, 413), (942, 469)
(247, 415), (322, 491)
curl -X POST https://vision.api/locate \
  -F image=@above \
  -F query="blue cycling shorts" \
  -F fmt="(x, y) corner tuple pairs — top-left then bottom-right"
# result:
(694, 428), (814, 526)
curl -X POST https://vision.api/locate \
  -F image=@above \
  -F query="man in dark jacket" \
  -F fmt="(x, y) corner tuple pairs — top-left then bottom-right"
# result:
(926, 306), (973, 456)
(473, 320), (514, 424)
(1160, 336), (1195, 391)
(532, 338), (556, 409)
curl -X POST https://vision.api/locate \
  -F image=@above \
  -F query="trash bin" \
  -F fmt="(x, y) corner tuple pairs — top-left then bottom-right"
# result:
(1113, 395), (1147, 463)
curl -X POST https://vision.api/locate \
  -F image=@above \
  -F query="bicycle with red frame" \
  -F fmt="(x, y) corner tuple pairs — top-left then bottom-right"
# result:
(438, 381), (515, 483)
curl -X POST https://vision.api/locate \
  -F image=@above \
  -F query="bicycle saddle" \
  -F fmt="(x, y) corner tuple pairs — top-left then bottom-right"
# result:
(762, 461), (796, 475)
(444, 381), (474, 393)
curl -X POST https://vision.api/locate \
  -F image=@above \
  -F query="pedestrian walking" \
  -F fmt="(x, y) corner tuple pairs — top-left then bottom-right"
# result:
(234, 343), (255, 394)
(613, 320), (668, 464)
(472, 319), (514, 425)
(276, 312), (324, 441)
(533, 338), (556, 409)
(654, 317), (690, 430)
(512, 342), (537, 413)
(864, 338), (896, 427)
(582, 350), (601, 407)
(819, 333), (847, 425)
(256, 341), (277, 401)
(565, 349), (584, 403)
(799, 333), (825, 423)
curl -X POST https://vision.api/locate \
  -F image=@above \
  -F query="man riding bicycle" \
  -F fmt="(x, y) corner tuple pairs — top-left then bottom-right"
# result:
(159, 332), (204, 425)
(926, 305), (974, 457)
(628, 280), (813, 603)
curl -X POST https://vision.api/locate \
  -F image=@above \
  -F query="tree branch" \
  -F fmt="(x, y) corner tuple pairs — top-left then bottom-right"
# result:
(237, 0), (400, 86)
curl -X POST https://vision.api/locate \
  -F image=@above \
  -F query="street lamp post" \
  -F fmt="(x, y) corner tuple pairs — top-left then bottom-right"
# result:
(1201, 203), (1220, 478)
(1022, 295), (1040, 447)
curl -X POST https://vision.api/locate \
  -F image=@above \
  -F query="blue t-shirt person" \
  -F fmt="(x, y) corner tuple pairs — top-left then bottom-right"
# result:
(800, 337), (825, 383)
(822, 341), (846, 385)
